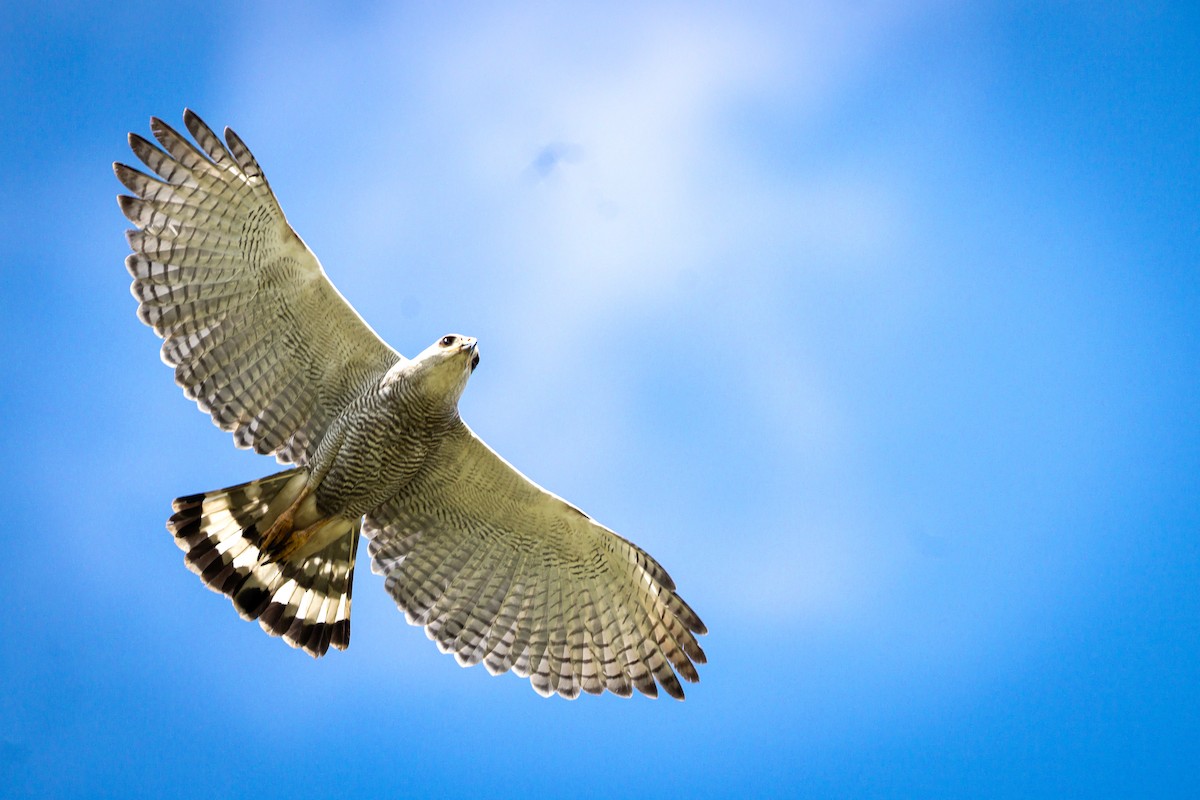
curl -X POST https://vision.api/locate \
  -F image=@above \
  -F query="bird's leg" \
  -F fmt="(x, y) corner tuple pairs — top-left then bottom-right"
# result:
(275, 516), (342, 561)
(258, 482), (315, 560)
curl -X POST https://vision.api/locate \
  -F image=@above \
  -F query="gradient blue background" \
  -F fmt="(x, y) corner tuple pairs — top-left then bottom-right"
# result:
(2, 3), (1197, 797)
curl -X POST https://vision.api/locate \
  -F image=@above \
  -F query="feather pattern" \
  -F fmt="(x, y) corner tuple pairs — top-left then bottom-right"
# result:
(364, 420), (707, 700)
(116, 109), (400, 466)
(167, 469), (360, 655)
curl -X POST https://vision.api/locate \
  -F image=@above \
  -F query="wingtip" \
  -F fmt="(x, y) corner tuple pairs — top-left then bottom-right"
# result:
(661, 676), (686, 701)
(183, 107), (206, 132)
(148, 116), (179, 145)
(223, 125), (242, 152)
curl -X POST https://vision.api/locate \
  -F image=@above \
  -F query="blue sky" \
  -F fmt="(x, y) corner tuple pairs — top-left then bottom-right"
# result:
(1, 2), (1197, 797)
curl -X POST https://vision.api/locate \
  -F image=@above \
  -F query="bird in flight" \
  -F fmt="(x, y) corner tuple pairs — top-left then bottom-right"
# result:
(115, 110), (706, 699)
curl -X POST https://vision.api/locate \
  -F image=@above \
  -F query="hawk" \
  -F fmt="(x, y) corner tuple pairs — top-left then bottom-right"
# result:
(115, 110), (706, 699)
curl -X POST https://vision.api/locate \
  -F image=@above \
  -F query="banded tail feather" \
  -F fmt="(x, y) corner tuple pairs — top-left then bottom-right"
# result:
(167, 468), (361, 656)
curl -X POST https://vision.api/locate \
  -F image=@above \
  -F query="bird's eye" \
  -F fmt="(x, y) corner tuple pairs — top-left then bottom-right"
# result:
(440, 335), (456, 347)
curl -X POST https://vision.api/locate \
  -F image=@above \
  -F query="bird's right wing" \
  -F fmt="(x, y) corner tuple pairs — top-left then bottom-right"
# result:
(116, 110), (401, 465)
(363, 419), (707, 700)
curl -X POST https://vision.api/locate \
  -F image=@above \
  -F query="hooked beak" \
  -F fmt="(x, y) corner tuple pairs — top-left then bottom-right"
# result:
(465, 339), (480, 371)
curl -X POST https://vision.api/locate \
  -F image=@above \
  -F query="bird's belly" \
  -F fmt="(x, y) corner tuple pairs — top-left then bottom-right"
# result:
(312, 423), (430, 519)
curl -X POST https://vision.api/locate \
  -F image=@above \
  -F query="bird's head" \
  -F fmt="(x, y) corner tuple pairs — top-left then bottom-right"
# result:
(383, 333), (480, 408)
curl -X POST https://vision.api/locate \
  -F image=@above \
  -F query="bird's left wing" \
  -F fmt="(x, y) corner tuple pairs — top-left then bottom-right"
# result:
(364, 420), (706, 699)
(115, 110), (402, 465)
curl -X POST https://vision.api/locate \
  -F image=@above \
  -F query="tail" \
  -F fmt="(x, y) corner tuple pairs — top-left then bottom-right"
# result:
(166, 468), (361, 656)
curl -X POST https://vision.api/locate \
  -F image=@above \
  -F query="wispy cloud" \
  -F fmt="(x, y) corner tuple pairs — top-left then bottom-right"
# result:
(215, 1), (937, 427)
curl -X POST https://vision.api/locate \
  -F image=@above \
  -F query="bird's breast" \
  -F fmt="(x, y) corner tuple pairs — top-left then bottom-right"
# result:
(311, 393), (442, 518)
